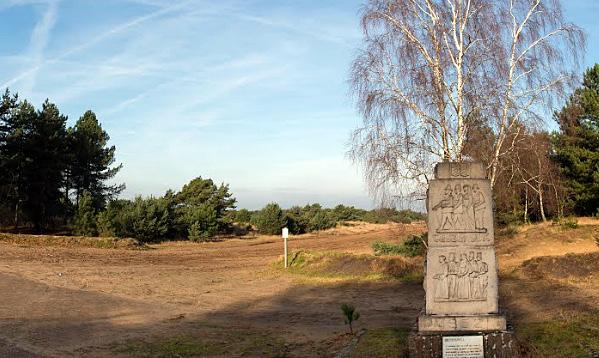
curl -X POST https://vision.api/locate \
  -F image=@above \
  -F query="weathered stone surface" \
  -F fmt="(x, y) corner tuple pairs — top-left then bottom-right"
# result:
(425, 247), (498, 315)
(434, 162), (487, 180)
(427, 178), (494, 247)
(418, 314), (506, 333)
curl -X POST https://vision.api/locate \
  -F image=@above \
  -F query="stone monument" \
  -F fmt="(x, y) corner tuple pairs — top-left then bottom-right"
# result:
(410, 162), (515, 357)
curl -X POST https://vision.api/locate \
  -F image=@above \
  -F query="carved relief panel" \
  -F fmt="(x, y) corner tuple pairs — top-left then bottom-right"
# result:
(425, 247), (498, 315)
(427, 179), (494, 246)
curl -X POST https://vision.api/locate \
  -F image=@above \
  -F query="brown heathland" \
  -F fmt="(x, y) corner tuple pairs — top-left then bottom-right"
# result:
(0, 220), (597, 357)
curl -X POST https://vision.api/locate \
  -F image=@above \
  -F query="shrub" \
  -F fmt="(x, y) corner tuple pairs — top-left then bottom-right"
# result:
(175, 177), (236, 233)
(372, 242), (404, 256)
(188, 221), (207, 242)
(341, 303), (360, 334)
(97, 196), (172, 243)
(73, 191), (97, 236)
(179, 204), (218, 240)
(96, 200), (124, 237)
(554, 217), (579, 230)
(372, 234), (426, 257)
(256, 203), (286, 235)
(498, 225), (519, 238)
(284, 206), (308, 234)
(358, 208), (424, 224)
(307, 210), (336, 231)
(399, 234), (427, 257)
(331, 205), (365, 222)
(234, 208), (252, 224)
(284, 204), (337, 233)
(496, 211), (523, 228)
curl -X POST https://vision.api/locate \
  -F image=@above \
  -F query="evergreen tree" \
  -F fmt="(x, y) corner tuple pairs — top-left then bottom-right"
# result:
(0, 95), (31, 228)
(23, 100), (69, 230)
(74, 191), (97, 236)
(256, 203), (286, 235)
(175, 177), (236, 234)
(234, 208), (252, 223)
(67, 110), (124, 210)
(553, 64), (599, 215)
(99, 196), (171, 242)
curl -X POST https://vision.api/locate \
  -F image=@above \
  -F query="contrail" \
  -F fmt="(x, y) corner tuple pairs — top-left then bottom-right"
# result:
(1, 0), (193, 89)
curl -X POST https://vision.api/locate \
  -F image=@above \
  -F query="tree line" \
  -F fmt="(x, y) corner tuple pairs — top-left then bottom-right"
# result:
(0, 91), (423, 242)
(237, 203), (425, 236)
(0, 90), (123, 231)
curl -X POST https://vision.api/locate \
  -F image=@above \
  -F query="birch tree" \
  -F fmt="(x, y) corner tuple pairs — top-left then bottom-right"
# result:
(349, 0), (585, 200)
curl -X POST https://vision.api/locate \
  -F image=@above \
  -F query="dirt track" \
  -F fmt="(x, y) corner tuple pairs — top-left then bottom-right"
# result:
(0, 220), (597, 357)
(0, 223), (425, 357)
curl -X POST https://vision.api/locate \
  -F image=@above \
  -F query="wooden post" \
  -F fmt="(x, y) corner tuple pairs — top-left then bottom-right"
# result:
(282, 227), (289, 268)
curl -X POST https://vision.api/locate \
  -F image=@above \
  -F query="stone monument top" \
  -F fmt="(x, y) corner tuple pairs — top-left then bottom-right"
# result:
(434, 162), (487, 179)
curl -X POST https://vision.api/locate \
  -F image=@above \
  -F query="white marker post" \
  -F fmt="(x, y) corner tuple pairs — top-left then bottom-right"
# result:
(282, 227), (289, 268)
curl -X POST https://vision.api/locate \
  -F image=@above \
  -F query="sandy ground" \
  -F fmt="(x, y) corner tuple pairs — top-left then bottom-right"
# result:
(0, 220), (597, 357)
(0, 222), (424, 357)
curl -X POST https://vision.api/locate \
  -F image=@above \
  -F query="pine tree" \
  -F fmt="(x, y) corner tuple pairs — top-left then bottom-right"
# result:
(0, 90), (24, 227)
(175, 177), (236, 234)
(74, 191), (97, 236)
(67, 110), (124, 210)
(23, 100), (69, 231)
(1, 100), (39, 229)
(553, 64), (599, 215)
(256, 203), (286, 235)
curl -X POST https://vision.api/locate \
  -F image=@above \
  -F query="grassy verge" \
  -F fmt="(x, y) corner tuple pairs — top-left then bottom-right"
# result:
(276, 250), (423, 282)
(113, 329), (288, 357)
(351, 328), (409, 358)
(114, 336), (222, 357)
(516, 314), (599, 357)
(0, 232), (145, 249)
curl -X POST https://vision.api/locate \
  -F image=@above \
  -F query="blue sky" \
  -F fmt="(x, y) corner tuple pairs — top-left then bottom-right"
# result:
(1, 0), (598, 210)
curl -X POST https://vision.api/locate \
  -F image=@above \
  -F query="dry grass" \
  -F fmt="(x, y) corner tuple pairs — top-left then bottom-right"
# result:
(277, 250), (423, 282)
(112, 326), (289, 358)
(0, 232), (145, 249)
(350, 328), (409, 358)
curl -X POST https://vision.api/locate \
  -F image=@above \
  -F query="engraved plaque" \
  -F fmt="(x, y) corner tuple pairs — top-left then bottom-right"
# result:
(442, 336), (484, 358)
(425, 247), (498, 315)
(427, 179), (494, 247)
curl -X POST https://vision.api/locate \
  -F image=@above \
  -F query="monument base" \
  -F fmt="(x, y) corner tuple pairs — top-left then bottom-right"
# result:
(418, 314), (506, 333)
(408, 331), (531, 358)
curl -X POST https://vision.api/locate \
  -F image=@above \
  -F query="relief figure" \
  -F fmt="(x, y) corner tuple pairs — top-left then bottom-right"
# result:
(447, 252), (458, 299)
(457, 254), (469, 299)
(433, 251), (489, 302)
(467, 251), (477, 298)
(433, 255), (449, 300)
(472, 184), (486, 230)
(476, 252), (489, 298)
(432, 183), (488, 234)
